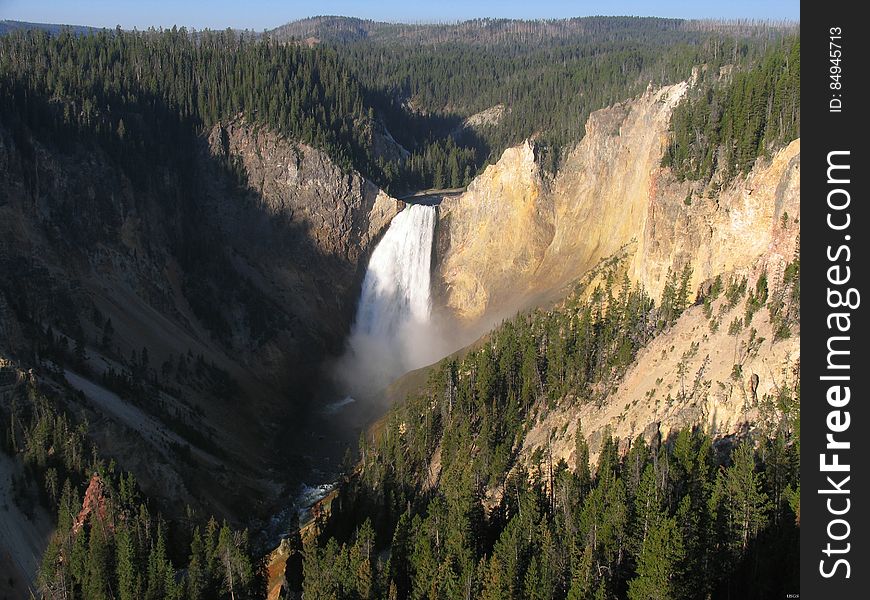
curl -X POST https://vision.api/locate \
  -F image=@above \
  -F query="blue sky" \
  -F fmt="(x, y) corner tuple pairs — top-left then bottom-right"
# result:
(1, 0), (799, 31)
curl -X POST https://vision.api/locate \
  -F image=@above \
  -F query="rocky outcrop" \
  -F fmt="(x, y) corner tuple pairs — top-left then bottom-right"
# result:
(207, 117), (399, 264)
(452, 104), (509, 140)
(535, 83), (690, 291)
(437, 141), (552, 320)
(361, 117), (410, 164)
(631, 138), (800, 300)
(73, 474), (112, 534)
(436, 83), (689, 320)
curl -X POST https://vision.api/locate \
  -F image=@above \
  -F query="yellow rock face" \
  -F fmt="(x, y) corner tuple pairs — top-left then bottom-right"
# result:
(435, 82), (800, 328)
(631, 138), (800, 302)
(537, 82), (690, 290)
(438, 140), (552, 320)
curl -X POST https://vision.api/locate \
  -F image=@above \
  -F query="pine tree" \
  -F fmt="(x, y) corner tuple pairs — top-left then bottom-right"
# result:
(574, 419), (591, 493)
(480, 555), (508, 600)
(145, 524), (170, 600)
(726, 442), (770, 553)
(389, 510), (412, 598)
(630, 464), (661, 558)
(69, 516), (90, 589)
(187, 527), (208, 600)
(116, 526), (139, 600)
(83, 521), (111, 600)
(217, 522), (253, 600)
(566, 545), (595, 600)
(627, 516), (684, 600)
(351, 520), (376, 599)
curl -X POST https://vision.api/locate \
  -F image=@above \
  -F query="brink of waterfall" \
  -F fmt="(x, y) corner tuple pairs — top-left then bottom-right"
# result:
(336, 204), (440, 396)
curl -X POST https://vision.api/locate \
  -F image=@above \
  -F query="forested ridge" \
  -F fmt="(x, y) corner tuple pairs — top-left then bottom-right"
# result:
(269, 16), (794, 48)
(0, 28), (375, 178)
(1, 20), (797, 194)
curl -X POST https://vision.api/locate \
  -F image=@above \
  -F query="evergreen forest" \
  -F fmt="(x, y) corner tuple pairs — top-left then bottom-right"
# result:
(1, 20), (798, 194)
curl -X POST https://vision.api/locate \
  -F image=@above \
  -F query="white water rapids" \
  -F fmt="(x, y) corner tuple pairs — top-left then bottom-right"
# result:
(337, 203), (439, 396)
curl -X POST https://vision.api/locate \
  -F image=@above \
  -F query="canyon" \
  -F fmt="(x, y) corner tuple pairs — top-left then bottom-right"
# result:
(1, 77), (801, 509)
(2, 79), (799, 593)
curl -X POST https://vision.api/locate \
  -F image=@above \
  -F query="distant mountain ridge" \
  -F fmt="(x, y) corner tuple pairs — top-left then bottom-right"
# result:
(0, 19), (99, 36)
(1, 15), (799, 44)
(267, 14), (798, 45)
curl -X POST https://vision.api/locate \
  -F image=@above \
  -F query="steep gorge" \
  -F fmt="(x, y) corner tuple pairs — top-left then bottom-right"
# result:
(1, 77), (800, 525)
(0, 22), (802, 599)
(0, 114), (401, 522)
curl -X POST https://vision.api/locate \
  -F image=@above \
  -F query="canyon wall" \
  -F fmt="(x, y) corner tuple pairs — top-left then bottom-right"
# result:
(434, 81), (801, 466)
(207, 118), (398, 265)
(436, 82), (800, 324)
(0, 115), (400, 519)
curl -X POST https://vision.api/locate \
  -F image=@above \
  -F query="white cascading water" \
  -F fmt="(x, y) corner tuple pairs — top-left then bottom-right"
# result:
(355, 204), (436, 338)
(292, 204), (439, 530)
(338, 204), (438, 395)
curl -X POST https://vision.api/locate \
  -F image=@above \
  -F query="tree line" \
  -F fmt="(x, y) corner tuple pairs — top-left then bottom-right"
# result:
(662, 37), (800, 184)
(1, 23), (798, 195)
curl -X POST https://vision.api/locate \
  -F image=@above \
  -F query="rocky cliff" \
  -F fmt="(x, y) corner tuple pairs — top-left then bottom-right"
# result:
(203, 117), (400, 365)
(0, 114), (399, 522)
(433, 81), (800, 469)
(437, 141), (552, 320)
(436, 82), (800, 325)
(631, 138), (800, 301)
(208, 117), (398, 265)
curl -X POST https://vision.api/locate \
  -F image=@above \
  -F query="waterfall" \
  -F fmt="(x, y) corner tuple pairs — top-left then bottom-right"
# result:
(338, 204), (438, 395)
(355, 204), (436, 339)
